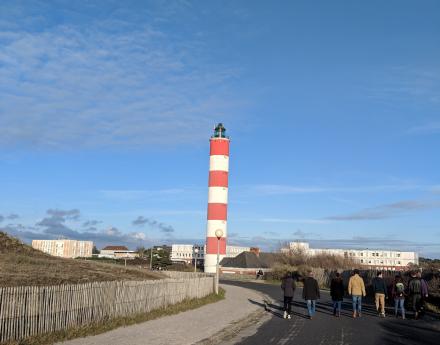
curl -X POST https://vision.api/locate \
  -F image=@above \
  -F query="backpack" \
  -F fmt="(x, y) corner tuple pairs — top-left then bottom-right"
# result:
(410, 279), (421, 295)
(395, 282), (405, 297)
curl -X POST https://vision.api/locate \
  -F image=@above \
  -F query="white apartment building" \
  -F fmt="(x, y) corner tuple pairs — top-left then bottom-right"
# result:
(99, 246), (139, 259)
(32, 239), (93, 258)
(284, 242), (419, 270)
(171, 244), (251, 264)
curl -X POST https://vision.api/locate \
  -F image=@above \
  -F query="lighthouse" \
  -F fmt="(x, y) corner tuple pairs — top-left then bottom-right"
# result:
(204, 123), (229, 274)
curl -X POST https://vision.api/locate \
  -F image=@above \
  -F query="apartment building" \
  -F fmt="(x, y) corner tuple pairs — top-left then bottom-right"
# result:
(170, 244), (253, 264)
(32, 239), (93, 258)
(284, 242), (419, 271)
(99, 245), (138, 259)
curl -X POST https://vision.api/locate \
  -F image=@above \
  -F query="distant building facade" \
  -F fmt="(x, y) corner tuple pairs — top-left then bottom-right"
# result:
(99, 245), (139, 259)
(32, 239), (93, 258)
(283, 242), (419, 271)
(170, 244), (254, 265)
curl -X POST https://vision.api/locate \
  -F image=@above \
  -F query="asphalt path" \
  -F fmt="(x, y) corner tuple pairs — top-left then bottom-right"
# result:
(221, 280), (440, 345)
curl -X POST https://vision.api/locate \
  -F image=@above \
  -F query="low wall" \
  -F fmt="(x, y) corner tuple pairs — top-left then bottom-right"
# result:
(0, 275), (214, 344)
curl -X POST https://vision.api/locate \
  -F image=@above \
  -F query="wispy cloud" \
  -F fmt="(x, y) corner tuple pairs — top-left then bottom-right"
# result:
(406, 122), (440, 135)
(132, 216), (174, 233)
(259, 218), (329, 225)
(0, 4), (244, 150)
(99, 189), (185, 201)
(248, 183), (432, 196)
(368, 66), (440, 105)
(0, 213), (19, 222)
(323, 200), (440, 221)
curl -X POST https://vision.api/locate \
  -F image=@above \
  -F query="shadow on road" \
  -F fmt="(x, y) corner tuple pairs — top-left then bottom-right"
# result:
(379, 318), (440, 345)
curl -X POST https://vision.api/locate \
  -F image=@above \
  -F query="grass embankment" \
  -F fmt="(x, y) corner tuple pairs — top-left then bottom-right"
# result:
(0, 232), (163, 286)
(3, 288), (226, 345)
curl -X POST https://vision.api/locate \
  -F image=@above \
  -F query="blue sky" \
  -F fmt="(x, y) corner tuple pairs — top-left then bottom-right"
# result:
(1, 1), (439, 257)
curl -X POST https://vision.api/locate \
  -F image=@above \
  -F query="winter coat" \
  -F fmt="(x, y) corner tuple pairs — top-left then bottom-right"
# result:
(421, 279), (429, 297)
(372, 277), (388, 296)
(392, 281), (406, 300)
(281, 277), (296, 297)
(302, 277), (320, 300)
(330, 277), (344, 301)
(409, 278), (422, 296)
(348, 274), (366, 296)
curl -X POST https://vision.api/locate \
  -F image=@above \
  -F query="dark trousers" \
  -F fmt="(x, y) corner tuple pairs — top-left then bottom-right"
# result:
(412, 294), (422, 313)
(284, 296), (293, 314)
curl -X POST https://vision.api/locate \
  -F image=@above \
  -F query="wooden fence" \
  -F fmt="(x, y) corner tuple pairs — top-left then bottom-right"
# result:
(0, 276), (214, 343)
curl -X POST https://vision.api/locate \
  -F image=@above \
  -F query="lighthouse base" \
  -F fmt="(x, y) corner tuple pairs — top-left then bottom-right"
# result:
(204, 254), (225, 274)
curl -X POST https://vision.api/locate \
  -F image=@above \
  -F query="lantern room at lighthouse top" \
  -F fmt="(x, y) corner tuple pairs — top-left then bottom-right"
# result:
(212, 123), (228, 139)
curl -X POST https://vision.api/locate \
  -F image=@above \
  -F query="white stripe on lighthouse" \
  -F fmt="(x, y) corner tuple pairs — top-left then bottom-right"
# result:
(208, 186), (228, 204)
(209, 155), (229, 172)
(206, 220), (227, 238)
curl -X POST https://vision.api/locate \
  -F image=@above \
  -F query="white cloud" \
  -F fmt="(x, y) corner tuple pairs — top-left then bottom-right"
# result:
(0, 10), (244, 149)
(100, 189), (185, 201)
(259, 218), (329, 224)
(406, 122), (440, 135)
(248, 183), (433, 196)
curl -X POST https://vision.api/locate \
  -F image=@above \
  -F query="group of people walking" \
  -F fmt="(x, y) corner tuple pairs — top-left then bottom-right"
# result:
(281, 269), (429, 320)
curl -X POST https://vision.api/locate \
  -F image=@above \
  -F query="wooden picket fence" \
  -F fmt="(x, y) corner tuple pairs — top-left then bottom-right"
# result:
(0, 276), (214, 343)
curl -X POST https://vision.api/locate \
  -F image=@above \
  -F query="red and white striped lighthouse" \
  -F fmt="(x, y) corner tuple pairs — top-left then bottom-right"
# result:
(204, 123), (229, 274)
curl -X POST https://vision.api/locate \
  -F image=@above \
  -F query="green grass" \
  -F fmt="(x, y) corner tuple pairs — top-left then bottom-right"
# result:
(3, 288), (225, 345)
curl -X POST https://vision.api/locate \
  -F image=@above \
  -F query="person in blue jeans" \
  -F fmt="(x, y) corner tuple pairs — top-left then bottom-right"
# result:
(302, 271), (320, 319)
(392, 275), (406, 319)
(348, 269), (366, 318)
(330, 272), (344, 317)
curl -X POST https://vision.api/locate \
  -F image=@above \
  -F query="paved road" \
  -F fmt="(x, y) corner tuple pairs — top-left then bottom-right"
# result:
(221, 280), (440, 345)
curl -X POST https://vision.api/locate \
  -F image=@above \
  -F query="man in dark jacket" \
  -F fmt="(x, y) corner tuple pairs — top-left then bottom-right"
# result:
(330, 272), (344, 317)
(409, 271), (423, 319)
(281, 272), (296, 319)
(302, 271), (320, 319)
(372, 271), (388, 317)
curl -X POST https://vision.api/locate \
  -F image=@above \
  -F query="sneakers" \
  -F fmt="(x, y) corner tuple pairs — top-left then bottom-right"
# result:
(287, 314), (291, 319)
(283, 311), (287, 319)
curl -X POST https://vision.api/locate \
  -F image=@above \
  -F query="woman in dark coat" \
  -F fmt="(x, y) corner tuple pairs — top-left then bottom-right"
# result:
(330, 272), (344, 317)
(281, 272), (296, 319)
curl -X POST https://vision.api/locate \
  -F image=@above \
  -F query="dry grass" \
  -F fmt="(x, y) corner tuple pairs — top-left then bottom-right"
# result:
(0, 232), (164, 287)
(276, 250), (358, 270)
(3, 288), (226, 345)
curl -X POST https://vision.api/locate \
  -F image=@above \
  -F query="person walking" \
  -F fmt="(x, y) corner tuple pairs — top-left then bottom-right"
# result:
(348, 269), (366, 318)
(392, 275), (406, 319)
(372, 271), (388, 317)
(417, 271), (429, 318)
(408, 271), (423, 319)
(281, 272), (296, 319)
(330, 272), (344, 317)
(302, 270), (320, 319)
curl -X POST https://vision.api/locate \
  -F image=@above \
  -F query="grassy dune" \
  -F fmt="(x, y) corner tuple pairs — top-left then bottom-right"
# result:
(0, 232), (164, 287)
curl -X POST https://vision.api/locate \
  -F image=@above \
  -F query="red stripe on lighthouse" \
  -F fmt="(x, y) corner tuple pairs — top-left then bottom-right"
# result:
(207, 203), (227, 220)
(210, 139), (229, 156)
(208, 171), (228, 187)
(205, 237), (226, 254)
